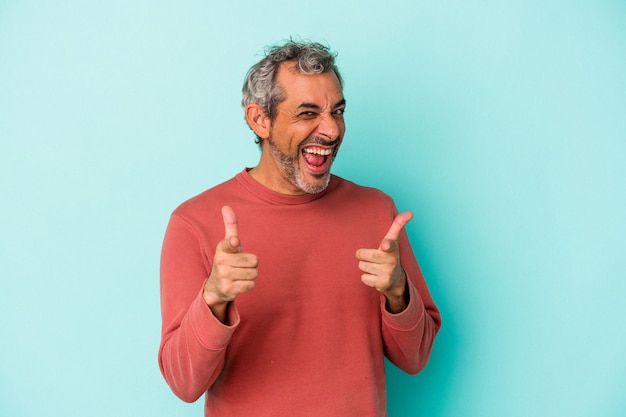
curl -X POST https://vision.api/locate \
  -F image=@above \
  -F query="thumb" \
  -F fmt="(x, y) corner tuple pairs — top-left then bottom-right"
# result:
(379, 238), (399, 253)
(379, 211), (413, 250)
(221, 205), (241, 253)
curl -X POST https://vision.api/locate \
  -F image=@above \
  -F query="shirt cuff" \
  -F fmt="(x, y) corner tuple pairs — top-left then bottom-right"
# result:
(189, 289), (240, 351)
(380, 279), (424, 331)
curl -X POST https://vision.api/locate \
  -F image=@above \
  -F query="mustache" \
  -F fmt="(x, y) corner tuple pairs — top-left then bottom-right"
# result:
(300, 136), (341, 148)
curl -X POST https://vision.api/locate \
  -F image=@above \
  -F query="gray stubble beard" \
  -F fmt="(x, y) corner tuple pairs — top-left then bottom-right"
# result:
(267, 137), (333, 194)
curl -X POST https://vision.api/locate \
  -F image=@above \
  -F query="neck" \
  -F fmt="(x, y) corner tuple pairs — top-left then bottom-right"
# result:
(248, 165), (306, 196)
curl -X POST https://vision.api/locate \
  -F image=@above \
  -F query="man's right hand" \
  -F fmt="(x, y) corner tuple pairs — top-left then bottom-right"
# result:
(203, 205), (258, 323)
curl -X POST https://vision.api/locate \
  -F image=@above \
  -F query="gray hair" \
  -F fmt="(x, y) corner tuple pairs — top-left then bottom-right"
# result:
(242, 40), (343, 139)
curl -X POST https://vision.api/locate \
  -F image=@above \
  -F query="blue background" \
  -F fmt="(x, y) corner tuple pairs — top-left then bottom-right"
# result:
(1, 1), (625, 416)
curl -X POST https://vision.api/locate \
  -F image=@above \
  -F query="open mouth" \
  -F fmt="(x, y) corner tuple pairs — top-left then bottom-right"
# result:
(301, 146), (333, 173)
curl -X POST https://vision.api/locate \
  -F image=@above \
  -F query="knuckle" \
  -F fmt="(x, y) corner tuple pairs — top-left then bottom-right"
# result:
(216, 264), (231, 279)
(220, 280), (234, 293)
(214, 253), (229, 266)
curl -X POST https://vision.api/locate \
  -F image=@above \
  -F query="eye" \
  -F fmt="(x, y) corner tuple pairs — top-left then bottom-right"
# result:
(333, 108), (345, 116)
(298, 111), (317, 118)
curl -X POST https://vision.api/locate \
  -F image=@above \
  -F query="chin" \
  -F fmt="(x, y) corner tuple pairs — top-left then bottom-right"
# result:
(295, 171), (331, 194)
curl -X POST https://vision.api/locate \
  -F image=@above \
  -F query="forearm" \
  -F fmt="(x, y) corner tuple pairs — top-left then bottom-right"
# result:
(381, 281), (441, 375)
(159, 291), (239, 402)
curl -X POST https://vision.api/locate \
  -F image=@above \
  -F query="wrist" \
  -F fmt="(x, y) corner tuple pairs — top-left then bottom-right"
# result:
(202, 289), (229, 323)
(383, 275), (409, 314)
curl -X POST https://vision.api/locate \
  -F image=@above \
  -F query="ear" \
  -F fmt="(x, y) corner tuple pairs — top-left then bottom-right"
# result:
(245, 103), (271, 140)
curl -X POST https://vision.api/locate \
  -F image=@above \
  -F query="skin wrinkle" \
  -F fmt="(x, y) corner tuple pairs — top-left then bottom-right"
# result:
(267, 135), (334, 191)
(255, 64), (346, 195)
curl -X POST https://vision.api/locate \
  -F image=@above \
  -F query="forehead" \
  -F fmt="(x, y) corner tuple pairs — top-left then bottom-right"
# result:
(275, 62), (344, 105)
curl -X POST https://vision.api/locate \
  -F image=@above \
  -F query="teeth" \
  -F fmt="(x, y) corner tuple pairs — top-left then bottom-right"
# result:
(303, 147), (332, 156)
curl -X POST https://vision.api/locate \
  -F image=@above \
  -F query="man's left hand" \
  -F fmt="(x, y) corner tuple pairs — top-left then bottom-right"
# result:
(356, 212), (413, 313)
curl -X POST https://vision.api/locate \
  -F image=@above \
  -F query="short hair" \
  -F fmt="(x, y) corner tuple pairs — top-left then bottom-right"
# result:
(242, 39), (343, 142)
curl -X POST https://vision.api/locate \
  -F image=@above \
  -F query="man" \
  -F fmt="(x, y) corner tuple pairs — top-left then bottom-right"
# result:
(159, 39), (441, 416)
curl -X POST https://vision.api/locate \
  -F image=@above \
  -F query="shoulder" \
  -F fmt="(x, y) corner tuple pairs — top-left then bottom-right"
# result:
(326, 176), (398, 226)
(172, 175), (239, 220)
(324, 176), (399, 240)
(331, 175), (395, 206)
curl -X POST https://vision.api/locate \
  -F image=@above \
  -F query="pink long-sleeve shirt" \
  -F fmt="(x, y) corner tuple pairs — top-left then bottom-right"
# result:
(159, 169), (441, 416)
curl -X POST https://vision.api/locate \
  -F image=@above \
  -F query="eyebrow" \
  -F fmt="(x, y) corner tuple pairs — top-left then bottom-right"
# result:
(297, 98), (346, 111)
(334, 98), (347, 108)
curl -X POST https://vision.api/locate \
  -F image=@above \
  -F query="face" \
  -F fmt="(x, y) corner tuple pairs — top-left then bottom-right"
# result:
(263, 63), (346, 195)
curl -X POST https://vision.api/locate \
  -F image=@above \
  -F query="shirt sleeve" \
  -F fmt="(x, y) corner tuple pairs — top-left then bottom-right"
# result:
(380, 221), (442, 375)
(158, 213), (240, 402)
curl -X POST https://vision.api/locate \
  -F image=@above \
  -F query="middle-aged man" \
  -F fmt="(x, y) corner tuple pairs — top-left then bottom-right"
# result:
(159, 39), (442, 416)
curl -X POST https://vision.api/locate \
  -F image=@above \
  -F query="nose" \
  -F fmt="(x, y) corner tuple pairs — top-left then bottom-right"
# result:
(318, 112), (342, 141)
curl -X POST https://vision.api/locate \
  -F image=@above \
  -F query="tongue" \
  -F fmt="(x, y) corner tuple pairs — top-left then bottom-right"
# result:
(303, 152), (326, 167)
